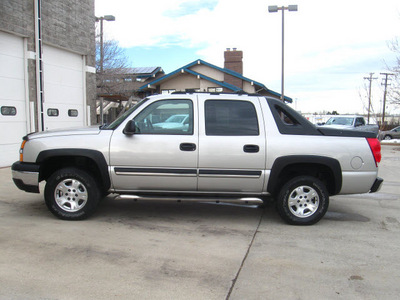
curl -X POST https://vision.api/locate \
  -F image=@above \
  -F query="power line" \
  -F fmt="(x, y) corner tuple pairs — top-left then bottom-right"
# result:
(380, 73), (395, 126)
(364, 73), (377, 123)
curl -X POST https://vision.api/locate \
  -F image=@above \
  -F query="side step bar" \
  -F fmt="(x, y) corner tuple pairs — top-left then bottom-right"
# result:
(114, 194), (264, 205)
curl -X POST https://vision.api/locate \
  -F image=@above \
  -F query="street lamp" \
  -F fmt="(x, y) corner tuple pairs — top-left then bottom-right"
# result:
(95, 15), (116, 73)
(268, 5), (298, 102)
(95, 15), (115, 125)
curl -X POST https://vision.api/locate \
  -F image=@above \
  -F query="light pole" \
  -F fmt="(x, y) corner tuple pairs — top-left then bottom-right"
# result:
(95, 15), (115, 125)
(268, 5), (298, 102)
(95, 15), (115, 74)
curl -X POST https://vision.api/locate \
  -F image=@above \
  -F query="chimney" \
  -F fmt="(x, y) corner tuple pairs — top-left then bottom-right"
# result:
(224, 48), (243, 90)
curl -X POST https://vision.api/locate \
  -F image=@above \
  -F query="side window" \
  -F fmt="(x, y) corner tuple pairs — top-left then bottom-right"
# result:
(205, 100), (259, 136)
(355, 118), (365, 126)
(133, 99), (193, 135)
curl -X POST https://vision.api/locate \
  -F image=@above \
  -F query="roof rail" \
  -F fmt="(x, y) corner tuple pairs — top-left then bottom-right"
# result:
(170, 91), (262, 96)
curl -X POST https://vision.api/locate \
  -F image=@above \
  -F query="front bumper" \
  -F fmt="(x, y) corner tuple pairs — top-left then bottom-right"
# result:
(370, 177), (383, 193)
(11, 161), (40, 193)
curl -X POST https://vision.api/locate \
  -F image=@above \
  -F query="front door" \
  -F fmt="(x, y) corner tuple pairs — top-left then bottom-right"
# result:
(197, 95), (266, 193)
(109, 97), (198, 192)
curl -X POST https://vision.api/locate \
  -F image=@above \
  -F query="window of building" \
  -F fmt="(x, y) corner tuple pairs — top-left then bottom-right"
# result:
(205, 100), (259, 136)
(185, 88), (201, 93)
(124, 78), (133, 82)
(47, 108), (59, 117)
(133, 99), (193, 135)
(208, 87), (223, 93)
(68, 109), (79, 117)
(1, 106), (17, 116)
(161, 89), (176, 94)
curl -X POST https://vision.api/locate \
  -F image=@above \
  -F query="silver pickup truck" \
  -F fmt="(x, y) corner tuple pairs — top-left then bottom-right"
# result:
(321, 115), (379, 136)
(12, 93), (383, 225)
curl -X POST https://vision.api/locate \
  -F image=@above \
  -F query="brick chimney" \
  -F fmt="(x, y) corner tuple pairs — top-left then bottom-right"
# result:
(224, 48), (243, 90)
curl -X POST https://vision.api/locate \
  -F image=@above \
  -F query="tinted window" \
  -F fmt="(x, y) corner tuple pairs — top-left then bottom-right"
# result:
(355, 118), (365, 126)
(205, 100), (259, 136)
(133, 99), (193, 135)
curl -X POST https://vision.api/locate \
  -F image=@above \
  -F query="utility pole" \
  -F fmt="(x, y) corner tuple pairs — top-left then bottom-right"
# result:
(364, 73), (377, 123)
(380, 73), (394, 127)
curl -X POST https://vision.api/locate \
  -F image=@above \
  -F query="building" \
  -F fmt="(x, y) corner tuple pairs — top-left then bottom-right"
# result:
(139, 48), (292, 102)
(97, 67), (165, 123)
(0, 0), (96, 167)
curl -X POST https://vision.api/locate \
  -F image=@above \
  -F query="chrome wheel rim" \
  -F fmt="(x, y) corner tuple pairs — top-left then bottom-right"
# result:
(55, 178), (88, 212)
(288, 185), (319, 218)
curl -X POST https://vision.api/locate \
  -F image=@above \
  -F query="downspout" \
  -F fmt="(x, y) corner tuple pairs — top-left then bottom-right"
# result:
(34, 0), (44, 131)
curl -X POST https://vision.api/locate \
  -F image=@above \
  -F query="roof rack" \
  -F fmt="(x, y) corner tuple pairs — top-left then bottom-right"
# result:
(170, 90), (261, 96)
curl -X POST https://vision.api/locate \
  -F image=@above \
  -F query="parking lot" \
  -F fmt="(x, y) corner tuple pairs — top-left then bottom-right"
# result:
(1, 144), (399, 300)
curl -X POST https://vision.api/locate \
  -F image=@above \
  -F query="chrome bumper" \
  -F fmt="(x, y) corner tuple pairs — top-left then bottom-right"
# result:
(11, 162), (40, 193)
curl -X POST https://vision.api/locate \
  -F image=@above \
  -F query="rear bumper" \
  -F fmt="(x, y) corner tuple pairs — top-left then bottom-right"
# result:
(370, 177), (383, 193)
(11, 161), (40, 193)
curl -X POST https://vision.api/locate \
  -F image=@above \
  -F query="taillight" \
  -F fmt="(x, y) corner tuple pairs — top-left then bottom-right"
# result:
(19, 140), (27, 161)
(367, 138), (381, 167)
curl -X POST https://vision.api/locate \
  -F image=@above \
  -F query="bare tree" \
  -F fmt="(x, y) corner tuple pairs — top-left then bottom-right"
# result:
(96, 38), (131, 95)
(387, 38), (400, 105)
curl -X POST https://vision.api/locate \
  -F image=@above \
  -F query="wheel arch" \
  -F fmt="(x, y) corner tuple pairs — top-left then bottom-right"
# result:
(36, 149), (111, 193)
(267, 155), (342, 196)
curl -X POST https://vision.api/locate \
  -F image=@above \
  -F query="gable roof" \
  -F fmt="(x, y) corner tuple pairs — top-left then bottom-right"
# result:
(139, 59), (292, 102)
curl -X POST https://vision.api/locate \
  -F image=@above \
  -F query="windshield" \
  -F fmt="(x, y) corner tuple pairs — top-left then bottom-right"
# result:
(325, 117), (354, 126)
(101, 98), (149, 130)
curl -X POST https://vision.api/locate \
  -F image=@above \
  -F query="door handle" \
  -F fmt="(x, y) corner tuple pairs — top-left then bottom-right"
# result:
(243, 144), (259, 153)
(180, 143), (197, 151)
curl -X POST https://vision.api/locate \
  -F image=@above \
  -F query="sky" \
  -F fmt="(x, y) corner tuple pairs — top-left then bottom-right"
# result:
(95, 0), (400, 115)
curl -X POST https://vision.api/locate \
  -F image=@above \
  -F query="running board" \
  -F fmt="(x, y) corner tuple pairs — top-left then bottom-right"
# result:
(114, 194), (264, 204)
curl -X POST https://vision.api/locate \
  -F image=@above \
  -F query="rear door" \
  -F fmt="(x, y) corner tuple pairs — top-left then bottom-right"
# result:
(197, 95), (266, 193)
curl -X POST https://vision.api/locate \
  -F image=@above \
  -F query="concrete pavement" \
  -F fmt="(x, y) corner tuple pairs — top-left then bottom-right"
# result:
(0, 145), (399, 299)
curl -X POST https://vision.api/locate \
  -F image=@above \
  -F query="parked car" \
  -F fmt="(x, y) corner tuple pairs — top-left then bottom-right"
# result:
(12, 93), (383, 225)
(379, 126), (400, 140)
(320, 115), (379, 135)
(153, 114), (189, 131)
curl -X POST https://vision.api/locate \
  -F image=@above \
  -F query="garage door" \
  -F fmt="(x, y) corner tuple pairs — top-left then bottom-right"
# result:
(0, 31), (27, 167)
(43, 46), (85, 130)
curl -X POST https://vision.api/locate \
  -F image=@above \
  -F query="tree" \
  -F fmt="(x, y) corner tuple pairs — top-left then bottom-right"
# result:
(96, 38), (131, 95)
(387, 38), (400, 105)
(96, 39), (129, 73)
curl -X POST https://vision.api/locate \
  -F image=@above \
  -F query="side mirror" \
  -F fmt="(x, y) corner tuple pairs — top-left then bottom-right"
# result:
(123, 120), (137, 135)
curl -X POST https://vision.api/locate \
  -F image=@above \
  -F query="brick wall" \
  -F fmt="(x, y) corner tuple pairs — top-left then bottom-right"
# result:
(224, 49), (244, 90)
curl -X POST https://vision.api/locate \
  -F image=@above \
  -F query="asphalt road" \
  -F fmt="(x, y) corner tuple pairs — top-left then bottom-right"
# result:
(1, 145), (399, 300)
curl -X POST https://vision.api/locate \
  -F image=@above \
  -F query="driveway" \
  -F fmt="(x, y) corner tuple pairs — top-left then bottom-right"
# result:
(1, 145), (399, 299)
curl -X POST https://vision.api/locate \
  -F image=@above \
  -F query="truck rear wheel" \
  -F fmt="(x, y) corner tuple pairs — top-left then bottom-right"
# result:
(44, 168), (100, 220)
(276, 176), (329, 225)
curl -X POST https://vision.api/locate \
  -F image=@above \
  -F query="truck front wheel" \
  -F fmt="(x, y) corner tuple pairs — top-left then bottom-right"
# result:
(44, 168), (100, 220)
(276, 176), (329, 225)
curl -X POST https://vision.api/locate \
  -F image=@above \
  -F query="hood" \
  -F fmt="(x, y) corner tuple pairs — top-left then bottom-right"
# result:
(26, 126), (101, 140)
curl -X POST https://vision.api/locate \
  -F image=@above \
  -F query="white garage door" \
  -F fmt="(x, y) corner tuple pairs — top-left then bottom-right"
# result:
(0, 31), (27, 167)
(43, 46), (85, 130)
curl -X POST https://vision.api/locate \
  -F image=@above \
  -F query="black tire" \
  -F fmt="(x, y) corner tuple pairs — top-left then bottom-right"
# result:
(44, 167), (100, 220)
(384, 135), (392, 140)
(276, 176), (329, 225)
